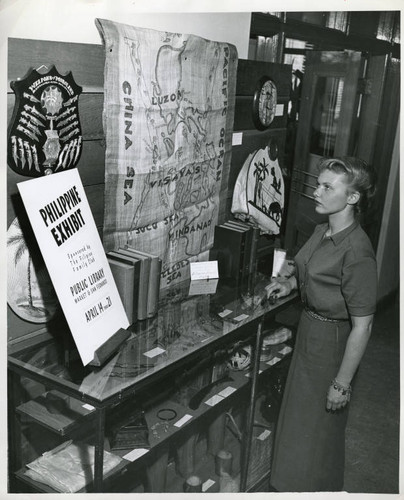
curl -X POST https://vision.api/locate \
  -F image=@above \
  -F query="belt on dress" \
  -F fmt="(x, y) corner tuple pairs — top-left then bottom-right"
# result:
(304, 307), (343, 323)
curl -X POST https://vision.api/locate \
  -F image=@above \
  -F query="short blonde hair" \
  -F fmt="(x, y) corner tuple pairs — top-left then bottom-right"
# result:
(317, 156), (376, 214)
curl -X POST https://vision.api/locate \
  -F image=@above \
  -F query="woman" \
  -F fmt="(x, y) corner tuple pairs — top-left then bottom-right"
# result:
(266, 156), (377, 492)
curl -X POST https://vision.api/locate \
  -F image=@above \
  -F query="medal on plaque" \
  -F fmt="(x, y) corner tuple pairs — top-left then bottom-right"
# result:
(8, 65), (83, 177)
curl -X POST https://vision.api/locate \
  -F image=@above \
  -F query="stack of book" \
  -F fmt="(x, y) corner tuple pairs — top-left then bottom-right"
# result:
(210, 220), (260, 285)
(107, 246), (162, 322)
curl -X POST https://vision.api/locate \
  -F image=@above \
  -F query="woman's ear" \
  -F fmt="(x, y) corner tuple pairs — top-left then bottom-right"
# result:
(347, 190), (360, 205)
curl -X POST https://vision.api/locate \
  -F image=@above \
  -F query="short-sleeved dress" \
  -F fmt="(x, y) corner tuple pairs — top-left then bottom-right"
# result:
(270, 220), (377, 492)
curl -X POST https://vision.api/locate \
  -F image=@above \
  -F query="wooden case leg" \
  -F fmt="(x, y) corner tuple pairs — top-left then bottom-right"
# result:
(175, 431), (199, 478)
(207, 412), (226, 455)
(145, 447), (169, 492)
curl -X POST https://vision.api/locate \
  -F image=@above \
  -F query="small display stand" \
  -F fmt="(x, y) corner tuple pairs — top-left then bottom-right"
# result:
(89, 328), (130, 367)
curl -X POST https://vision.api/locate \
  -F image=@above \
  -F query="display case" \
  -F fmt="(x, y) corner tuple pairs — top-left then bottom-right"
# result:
(8, 273), (297, 493)
(6, 35), (297, 493)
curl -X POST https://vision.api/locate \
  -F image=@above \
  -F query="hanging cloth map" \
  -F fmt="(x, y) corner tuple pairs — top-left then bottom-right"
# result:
(96, 19), (237, 288)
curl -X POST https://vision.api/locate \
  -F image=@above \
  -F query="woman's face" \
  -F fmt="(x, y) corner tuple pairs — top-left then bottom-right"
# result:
(313, 169), (354, 216)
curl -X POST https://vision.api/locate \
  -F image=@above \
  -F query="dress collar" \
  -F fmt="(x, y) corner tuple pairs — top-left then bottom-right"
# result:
(324, 219), (360, 246)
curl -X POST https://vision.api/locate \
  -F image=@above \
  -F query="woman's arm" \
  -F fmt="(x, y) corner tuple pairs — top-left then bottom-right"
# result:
(326, 314), (374, 411)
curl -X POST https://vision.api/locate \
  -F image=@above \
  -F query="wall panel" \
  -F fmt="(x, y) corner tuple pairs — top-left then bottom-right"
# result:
(7, 38), (106, 345)
(6, 39), (292, 347)
(226, 59), (291, 222)
(7, 38), (104, 92)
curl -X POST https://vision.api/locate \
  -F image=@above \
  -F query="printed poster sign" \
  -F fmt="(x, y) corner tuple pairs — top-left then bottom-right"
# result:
(96, 18), (238, 288)
(18, 168), (130, 366)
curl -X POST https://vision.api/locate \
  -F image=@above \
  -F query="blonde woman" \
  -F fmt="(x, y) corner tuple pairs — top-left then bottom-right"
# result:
(266, 157), (377, 491)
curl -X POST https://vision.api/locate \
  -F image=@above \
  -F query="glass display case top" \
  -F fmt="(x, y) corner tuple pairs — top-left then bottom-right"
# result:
(8, 274), (296, 405)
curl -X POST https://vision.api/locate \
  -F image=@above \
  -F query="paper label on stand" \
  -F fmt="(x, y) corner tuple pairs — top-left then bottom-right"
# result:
(190, 261), (218, 280)
(218, 309), (232, 318)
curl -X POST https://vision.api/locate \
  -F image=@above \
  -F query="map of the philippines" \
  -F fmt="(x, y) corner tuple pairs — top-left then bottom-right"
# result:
(96, 19), (237, 287)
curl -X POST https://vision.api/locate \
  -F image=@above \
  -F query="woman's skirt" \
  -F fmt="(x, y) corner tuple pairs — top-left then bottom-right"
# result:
(270, 309), (351, 492)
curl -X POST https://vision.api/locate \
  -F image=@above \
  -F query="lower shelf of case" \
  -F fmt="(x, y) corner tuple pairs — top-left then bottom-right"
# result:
(14, 460), (129, 493)
(11, 343), (293, 493)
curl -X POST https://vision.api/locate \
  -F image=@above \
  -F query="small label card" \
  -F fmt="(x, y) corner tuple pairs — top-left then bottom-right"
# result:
(201, 336), (213, 343)
(174, 414), (193, 428)
(245, 369), (263, 377)
(232, 132), (243, 146)
(204, 394), (224, 407)
(258, 429), (272, 441)
(275, 103), (284, 116)
(279, 345), (293, 355)
(232, 313), (249, 323)
(143, 346), (166, 358)
(218, 386), (237, 398)
(218, 309), (232, 318)
(190, 261), (218, 281)
(267, 356), (281, 366)
(123, 448), (149, 461)
(82, 404), (95, 412)
(272, 248), (287, 278)
(202, 479), (216, 492)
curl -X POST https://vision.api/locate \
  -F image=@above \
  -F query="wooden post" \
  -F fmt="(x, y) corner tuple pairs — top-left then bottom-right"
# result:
(175, 431), (199, 478)
(93, 407), (106, 492)
(207, 412), (226, 455)
(145, 446), (169, 492)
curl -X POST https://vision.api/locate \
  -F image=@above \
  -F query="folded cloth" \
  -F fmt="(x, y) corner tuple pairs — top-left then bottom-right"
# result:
(24, 440), (123, 493)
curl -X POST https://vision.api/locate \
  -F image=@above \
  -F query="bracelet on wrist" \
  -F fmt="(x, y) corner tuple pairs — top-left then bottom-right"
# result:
(331, 378), (352, 397)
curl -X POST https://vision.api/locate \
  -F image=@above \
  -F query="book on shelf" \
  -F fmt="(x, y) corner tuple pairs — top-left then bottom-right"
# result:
(211, 223), (246, 284)
(227, 219), (260, 279)
(223, 220), (254, 280)
(118, 247), (150, 320)
(211, 220), (261, 285)
(248, 224), (261, 278)
(107, 250), (141, 323)
(120, 246), (161, 320)
(107, 254), (138, 325)
(147, 255), (162, 318)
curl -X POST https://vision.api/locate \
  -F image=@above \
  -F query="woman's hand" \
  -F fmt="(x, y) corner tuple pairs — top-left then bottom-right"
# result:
(326, 380), (351, 411)
(265, 276), (296, 301)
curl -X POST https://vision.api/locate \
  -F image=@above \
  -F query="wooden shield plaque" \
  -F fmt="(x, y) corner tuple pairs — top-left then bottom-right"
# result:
(8, 65), (83, 177)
